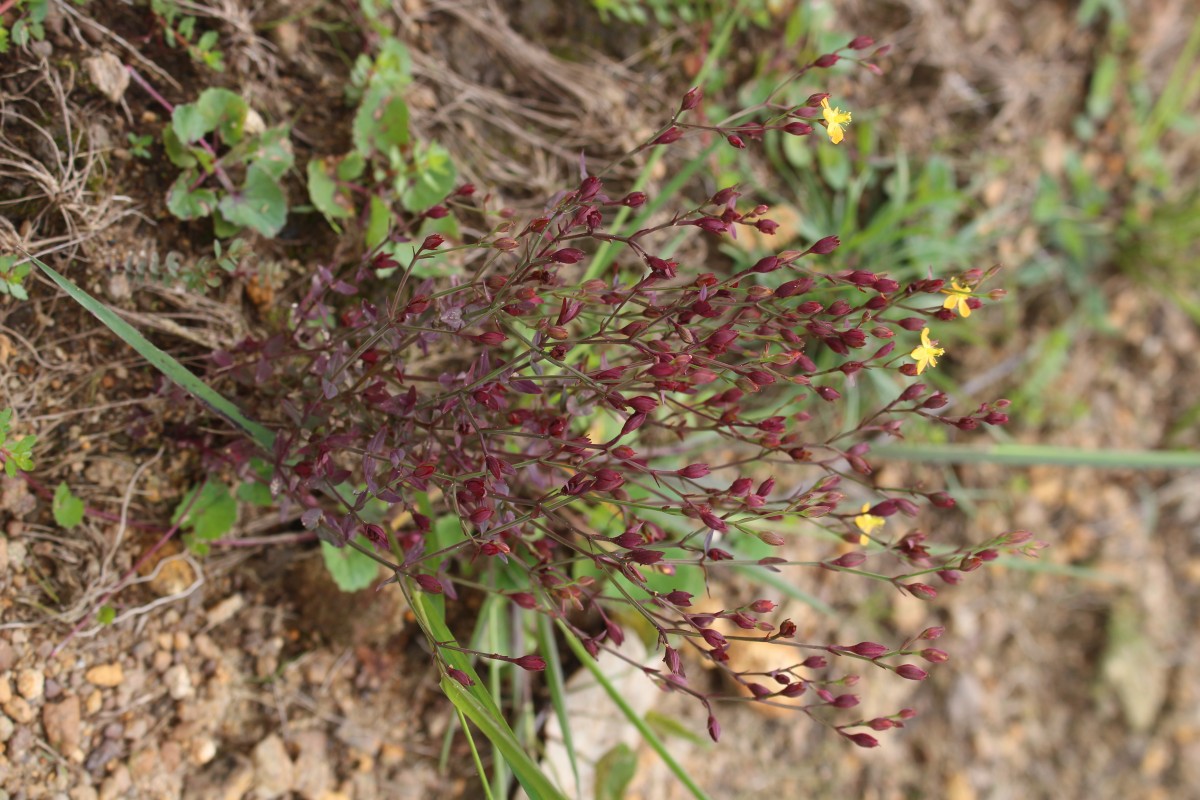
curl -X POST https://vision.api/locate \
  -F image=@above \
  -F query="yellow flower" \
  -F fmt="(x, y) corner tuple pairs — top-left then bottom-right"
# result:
(910, 328), (945, 375)
(821, 97), (852, 145)
(942, 280), (973, 317)
(854, 503), (884, 544)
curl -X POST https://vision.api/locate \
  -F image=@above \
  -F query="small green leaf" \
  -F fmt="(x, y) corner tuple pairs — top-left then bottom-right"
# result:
(162, 127), (197, 168)
(595, 743), (638, 800)
(321, 535), (379, 591)
(97, 605), (116, 625)
(236, 481), (274, 507)
(401, 141), (457, 211)
(352, 84), (409, 156)
(166, 172), (218, 220)
(218, 165), (287, 237)
(337, 151), (366, 181)
(249, 126), (294, 180)
(173, 482), (237, 547)
(53, 482), (85, 528)
(366, 195), (391, 248)
(172, 88), (248, 144)
(307, 158), (355, 222)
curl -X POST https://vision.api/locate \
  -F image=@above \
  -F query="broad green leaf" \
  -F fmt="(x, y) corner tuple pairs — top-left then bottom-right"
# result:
(96, 605), (116, 625)
(52, 482), (85, 528)
(219, 165), (287, 237)
(321, 535), (380, 591)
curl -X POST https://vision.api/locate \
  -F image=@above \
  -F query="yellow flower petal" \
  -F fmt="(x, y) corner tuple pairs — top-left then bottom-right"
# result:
(828, 123), (844, 144)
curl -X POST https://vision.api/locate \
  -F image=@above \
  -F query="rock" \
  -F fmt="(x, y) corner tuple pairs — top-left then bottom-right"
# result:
(83, 53), (130, 104)
(85, 690), (102, 715)
(205, 595), (244, 628)
(0, 713), (13, 741)
(85, 738), (123, 775)
(0, 674), (11, 703)
(69, 785), (99, 800)
(85, 663), (124, 687)
(252, 733), (294, 798)
(188, 735), (216, 766)
(43, 695), (81, 754)
(183, 755), (254, 800)
(44, 678), (62, 700)
(17, 668), (44, 700)
(292, 730), (334, 799)
(3, 696), (34, 724)
(152, 650), (172, 673)
(0, 640), (13, 671)
(164, 665), (193, 700)
(98, 764), (132, 800)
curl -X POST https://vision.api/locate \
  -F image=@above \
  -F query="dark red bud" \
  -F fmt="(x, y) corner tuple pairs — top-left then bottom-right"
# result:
(846, 732), (880, 748)
(848, 35), (875, 50)
(653, 126), (683, 145)
(783, 121), (813, 136)
(707, 714), (721, 742)
(511, 654), (547, 672)
(665, 590), (694, 606)
(509, 592), (537, 609)
(896, 664), (928, 681)
(621, 192), (647, 208)
(414, 574), (444, 594)
(921, 648), (949, 663)
(680, 87), (703, 111)
(446, 667), (474, 687)
(726, 134), (746, 149)
(808, 235), (841, 254)
(425, 205), (449, 219)
(677, 463), (711, 479)
(814, 53), (840, 67)
(549, 248), (586, 264)
(843, 642), (888, 658)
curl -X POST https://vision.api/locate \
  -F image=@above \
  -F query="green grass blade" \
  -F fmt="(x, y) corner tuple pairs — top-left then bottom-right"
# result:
(557, 622), (714, 800)
(538, 614), (581, 799)
(455, 707), (497, 800)
(32, 257), (276, 451)
(872, 442), (1200, 469)
(410, 591), (567, 800)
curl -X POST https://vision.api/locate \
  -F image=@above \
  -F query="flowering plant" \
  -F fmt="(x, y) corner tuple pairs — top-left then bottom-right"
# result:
(199, 38), (1038, 754)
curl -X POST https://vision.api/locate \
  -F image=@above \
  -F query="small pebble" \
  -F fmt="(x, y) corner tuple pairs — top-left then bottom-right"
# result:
(3, 696), (34, 724)
(165, 665), (193, 700)
(85, 663), (124, 687)
(17, 668), (44, 700)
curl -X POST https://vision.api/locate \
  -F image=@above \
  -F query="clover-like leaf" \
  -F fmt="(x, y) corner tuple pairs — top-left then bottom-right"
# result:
(166, 172), (218, 220)
(53, 482), (85, 528)
(172, 88), (248, 145)
(321, 535), (380, 592)
(218, 164), (287, 237)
